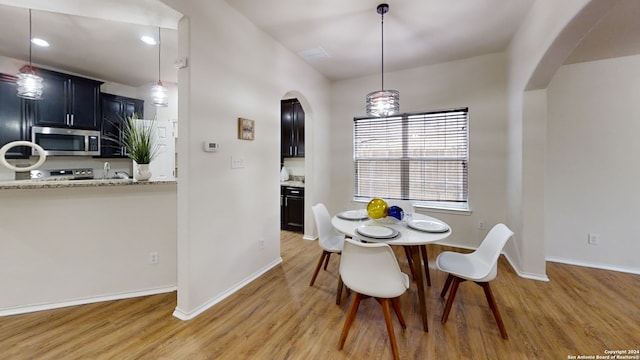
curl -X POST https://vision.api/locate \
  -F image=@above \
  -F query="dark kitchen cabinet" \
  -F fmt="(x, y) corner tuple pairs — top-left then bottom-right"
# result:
(98, 93), (144, 158)
(281, 186), (304, 232)
(281, 98), (305, 158)
(31, 68), (102, 130)
(0, 74), (30, 158)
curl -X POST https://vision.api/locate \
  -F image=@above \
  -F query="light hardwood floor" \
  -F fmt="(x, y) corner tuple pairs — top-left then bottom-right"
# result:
(1, 230), (638, 359)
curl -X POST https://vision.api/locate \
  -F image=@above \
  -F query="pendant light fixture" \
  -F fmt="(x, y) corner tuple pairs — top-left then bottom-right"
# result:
(16, 8), (43, 100)
(366, 3), (399, 117)
(151, 27), (168, 107)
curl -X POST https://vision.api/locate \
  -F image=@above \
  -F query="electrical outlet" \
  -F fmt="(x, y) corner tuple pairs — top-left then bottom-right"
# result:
(588, 233), (600, 245)
(149, 252), (159, 264)
(259, 239), (265, 249)
(478, 220), (486, 230)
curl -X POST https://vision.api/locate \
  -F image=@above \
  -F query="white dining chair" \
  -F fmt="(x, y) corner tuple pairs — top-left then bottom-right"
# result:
(436, 223), (514, 339)
(310, 203), (346, 304)
(338, 238), (409, 360)
(385, 199), (432, 287)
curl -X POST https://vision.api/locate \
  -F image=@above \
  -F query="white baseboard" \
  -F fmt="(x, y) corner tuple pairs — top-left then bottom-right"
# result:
(434, 242), (639, 279)
(504, 252), (550, 281)
(433, 240), (477, 251)
(172, 257), (283, 321)
(546, 256), (640, 275)
(0, 285), (177, 317)
(302, 234), (317, 241)
(433, 241), (550, 282)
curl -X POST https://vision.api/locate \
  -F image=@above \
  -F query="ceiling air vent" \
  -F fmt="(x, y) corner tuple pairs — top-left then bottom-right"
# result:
(297, 47), (330, 62)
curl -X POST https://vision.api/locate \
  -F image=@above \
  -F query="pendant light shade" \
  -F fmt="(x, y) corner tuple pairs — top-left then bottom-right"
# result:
(366, 3), (399, 117)
(17, 71), (44, 100)
(366, 89), (399, 117)
(151, 80), (168, 107)
(17, 9), (43, 100)
(151, 27), (168, 107)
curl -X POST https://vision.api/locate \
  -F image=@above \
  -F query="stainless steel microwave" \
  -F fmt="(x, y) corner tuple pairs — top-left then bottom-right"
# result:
(31, 126), (101, 156)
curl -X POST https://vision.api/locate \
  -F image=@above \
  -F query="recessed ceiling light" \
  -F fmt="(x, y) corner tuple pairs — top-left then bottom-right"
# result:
(31, 38), (49, 47)
(140, 35), (157, 45)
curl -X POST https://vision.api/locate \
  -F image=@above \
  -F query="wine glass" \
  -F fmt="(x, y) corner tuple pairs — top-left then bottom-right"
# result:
(404, 210), (413, 225)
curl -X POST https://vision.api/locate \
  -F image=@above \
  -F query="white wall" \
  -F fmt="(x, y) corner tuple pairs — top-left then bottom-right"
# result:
(505, 0), (612, 279)
(330, 53), (509, 249)
(160, 0), (331, 318)
(521, 88), (547, 276)
(0, 184), (177, 314)
(545, 55), (640, 273)
(101, 82), (140, 99)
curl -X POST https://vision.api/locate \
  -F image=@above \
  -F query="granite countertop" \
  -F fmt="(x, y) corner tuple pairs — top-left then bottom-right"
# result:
(280, 175), (304, 188)
(0, 178), (177, 190)
(281, 180), (305, 188)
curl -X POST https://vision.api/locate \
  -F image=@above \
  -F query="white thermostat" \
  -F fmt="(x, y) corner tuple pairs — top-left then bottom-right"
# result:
(203, 141), (219, 152)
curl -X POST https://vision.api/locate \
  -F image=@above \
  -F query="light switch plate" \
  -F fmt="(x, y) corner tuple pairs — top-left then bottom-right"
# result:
(231, 156), (245, 169)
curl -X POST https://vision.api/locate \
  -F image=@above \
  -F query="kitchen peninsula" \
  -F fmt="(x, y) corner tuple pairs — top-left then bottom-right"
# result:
(0, 178), (177, 316)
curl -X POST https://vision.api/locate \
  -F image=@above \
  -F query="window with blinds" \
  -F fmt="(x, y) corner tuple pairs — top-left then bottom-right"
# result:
(353, 108), (469, 211)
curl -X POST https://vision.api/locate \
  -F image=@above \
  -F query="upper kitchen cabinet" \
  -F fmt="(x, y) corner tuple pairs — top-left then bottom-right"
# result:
(0, 74), (29, 158)
(30, 68), (103, 130)
(281, 98), (305, 158)
(99, 93), (144, 158)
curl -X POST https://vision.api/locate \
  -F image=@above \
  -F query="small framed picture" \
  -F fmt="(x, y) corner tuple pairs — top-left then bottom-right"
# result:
(238, 118), (255, 140)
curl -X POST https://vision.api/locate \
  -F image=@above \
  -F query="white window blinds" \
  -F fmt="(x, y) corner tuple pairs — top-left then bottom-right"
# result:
(353, 108), (469, 210)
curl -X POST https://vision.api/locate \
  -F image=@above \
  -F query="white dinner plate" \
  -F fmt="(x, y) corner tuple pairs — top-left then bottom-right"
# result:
(407, 220), (449, 233)
(337, 209), (369, 221)
(356, 225), (399, 239)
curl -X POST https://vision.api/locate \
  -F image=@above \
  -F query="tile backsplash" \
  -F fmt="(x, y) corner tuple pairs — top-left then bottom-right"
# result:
(282, 157), (305, 177)
(0, 157), (132, 181)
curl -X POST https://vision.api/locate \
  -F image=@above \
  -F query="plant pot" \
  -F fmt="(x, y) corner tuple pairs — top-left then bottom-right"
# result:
(134, 162), (152, 181)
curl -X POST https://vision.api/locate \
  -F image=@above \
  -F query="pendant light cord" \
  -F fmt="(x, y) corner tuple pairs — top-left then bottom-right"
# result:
(380, 9), (384, 91)
(28, 8), (33, 70)
(157, 27), (161, 83)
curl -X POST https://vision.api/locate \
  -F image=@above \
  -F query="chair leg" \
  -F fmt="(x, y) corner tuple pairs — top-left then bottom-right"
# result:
(390, 297), (406, 329)
(420, 245), (431, 287)
(309, 251), (328, 286)
(441, 276), (462, 323)
(479, 282), (509, 339)
(380, 298), (401, 360)
(338, 292), (363, 350)
(336, 276), (343, 305)
(440, 274), (453, 298)
(403, 246), (416, 279)
(323, 252), (331, 270)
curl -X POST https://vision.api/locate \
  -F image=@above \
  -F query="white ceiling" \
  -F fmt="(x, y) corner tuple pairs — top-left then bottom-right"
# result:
(565, 0), (640, 65)
(226, 0), (537, 81)
(0, 0), (639, 88)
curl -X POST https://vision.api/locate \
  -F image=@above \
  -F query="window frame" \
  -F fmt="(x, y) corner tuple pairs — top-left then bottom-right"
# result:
(353, 107), (470, 212)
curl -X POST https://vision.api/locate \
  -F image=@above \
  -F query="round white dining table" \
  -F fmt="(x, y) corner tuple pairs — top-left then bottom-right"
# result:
(331, 212), (452, 332)
(331, 212), (451, 246)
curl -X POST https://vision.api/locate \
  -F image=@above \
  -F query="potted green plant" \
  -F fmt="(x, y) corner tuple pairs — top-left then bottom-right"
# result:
(119, 114), (158, 181)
